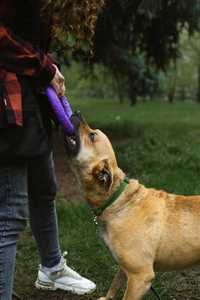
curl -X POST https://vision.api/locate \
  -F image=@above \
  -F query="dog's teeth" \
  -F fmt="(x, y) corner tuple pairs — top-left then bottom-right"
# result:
(65, 135), (77, 151)
(69, 137), (76, 146)
(72, 140), (76, 146)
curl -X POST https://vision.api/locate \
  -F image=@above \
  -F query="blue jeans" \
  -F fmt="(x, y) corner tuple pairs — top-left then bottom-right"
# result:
(0, 153), (62, 300)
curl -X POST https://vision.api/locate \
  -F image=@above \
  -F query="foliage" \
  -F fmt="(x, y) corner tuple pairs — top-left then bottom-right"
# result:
(63, 62), (117, 100)
(94, 0), (200, 67)
(41, 0), (104, 54)
(177, 31), (200, 101)
(158, 30), (200, 102)
(47, 1), (200, 103)
(89, 0), (200, 103)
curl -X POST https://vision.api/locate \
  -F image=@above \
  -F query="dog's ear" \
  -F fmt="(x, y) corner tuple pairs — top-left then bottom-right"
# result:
(92, 159), (113, 190)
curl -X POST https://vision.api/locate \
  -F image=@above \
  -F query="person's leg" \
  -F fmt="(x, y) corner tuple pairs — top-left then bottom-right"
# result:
(28, 152), (96, 294)
(28, 152), (61, 268)
(0, 163), (28, 300)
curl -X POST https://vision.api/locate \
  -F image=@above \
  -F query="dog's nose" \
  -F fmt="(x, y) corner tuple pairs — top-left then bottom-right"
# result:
(71, 111), (90, 131)
(70, 111), (82, 130)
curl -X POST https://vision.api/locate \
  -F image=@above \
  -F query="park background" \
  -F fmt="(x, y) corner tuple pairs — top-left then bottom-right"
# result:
(14, 1), (200, 299)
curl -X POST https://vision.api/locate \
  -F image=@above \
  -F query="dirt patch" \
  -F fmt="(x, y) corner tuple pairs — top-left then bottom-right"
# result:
(53, 133), (83, 203)
(13, 289), (95, 300)
(168, 267), (200, 299)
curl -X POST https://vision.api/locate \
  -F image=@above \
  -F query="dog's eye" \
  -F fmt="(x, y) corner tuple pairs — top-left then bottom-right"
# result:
(89, 132), (97, 142)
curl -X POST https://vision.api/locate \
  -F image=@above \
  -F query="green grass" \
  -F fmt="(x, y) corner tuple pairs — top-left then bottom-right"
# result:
(15, 99), (200, 299)
(70, 99), (200, 195)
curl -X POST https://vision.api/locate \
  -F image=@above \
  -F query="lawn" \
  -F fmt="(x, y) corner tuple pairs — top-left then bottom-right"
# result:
(15, 99), (200, 300)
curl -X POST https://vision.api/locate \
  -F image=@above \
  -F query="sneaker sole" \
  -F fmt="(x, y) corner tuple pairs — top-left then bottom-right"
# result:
(35, 279), (96, 295)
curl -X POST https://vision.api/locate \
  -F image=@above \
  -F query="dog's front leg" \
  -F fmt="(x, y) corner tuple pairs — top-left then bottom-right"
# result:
(98, 269), (126, 300)
(123, 269), (154, 300)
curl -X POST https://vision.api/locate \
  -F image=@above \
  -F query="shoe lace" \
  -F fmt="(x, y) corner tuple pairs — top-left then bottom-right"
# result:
(51, 251), (82, 280)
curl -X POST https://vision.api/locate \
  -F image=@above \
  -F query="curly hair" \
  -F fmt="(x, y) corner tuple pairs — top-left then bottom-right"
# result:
(41, 0), (105, 51)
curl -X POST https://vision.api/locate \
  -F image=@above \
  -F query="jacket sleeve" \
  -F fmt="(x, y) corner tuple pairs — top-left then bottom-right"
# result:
(0, 25), (56, 85)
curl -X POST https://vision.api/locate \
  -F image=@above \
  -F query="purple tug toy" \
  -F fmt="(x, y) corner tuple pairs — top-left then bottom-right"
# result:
(45, 86), (75, 136)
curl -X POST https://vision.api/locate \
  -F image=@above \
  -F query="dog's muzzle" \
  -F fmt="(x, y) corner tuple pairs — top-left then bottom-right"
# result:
(64, 111), (82, 156)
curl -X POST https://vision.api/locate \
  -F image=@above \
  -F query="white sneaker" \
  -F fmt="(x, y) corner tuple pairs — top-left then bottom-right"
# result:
(35, 254), (96, 295)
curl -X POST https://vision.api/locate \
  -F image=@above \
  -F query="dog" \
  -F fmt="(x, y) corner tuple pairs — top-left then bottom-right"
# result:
(65, 117), (200, 300)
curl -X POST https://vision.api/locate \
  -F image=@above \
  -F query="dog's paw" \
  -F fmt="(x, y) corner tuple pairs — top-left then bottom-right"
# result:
(98, 297), (107, 300)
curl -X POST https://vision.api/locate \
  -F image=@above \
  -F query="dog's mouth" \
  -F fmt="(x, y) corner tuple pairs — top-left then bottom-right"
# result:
(64, 134), (79, 155)
(64, 112), (82, 157)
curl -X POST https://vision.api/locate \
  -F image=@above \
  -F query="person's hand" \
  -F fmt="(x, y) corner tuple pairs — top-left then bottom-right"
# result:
(50, 64), (66, 97)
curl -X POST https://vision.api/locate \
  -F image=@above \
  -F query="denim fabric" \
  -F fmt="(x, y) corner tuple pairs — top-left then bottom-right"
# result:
(0, 153), (61, 300)
(28, 153), (61, 268)
(0, 164), (27, 300)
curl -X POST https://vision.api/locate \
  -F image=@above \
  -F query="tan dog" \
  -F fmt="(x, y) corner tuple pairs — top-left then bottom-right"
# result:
(69, 120), (200, 300)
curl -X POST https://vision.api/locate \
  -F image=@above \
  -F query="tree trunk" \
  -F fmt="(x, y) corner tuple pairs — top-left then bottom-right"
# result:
(168, 87), (175, 103)
(179, 86), (186, 101)
(168, 67), (177, 103)
(114, 75), (124, 104)
(128, 87), (137, 105)
(118, 85), (124, 104)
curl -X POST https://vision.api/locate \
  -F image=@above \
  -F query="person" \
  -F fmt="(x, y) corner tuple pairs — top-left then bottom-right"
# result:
(0, 0), (96, 299)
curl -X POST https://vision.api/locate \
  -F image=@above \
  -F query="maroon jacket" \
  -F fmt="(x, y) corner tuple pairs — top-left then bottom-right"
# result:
(0, 0), (55, 126)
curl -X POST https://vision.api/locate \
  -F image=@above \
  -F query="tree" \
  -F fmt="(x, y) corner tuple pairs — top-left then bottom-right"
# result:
(48, 1), (200, 104)
(90, 0), (200, 103)
(41, 0), (105, 57)
(188, 32), (200, 102)
(164, 31), (200, 102)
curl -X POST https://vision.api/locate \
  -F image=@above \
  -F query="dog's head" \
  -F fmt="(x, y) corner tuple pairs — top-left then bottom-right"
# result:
(65, 115), (123, 208)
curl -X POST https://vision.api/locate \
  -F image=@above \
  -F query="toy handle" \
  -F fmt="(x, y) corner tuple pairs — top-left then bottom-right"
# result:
(60, 95), (73, 117)
(45, 87), (75, 135)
